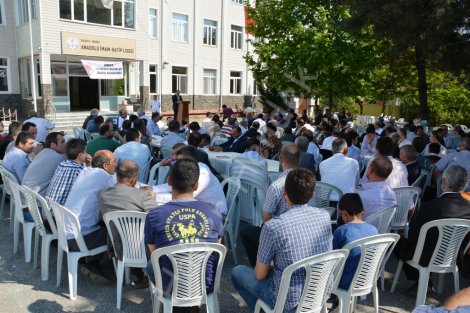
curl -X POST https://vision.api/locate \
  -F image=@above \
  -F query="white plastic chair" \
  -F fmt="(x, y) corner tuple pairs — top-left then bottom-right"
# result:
(103, 211), (148, 309)
(333, 234), (399, 313)
(72, 127), (81, 139)
(138, 157), (153, 183)
(268, 171), (281, 184)
(161, 147), (173, 159)
(364, 205), (398, 234)
(147, 162), (170, 186)
(149, 243), (227, 313)
(49, 199), (108, 300)
(391, 187), (421, 238)
(211, 135), (229, 146)
(22, 185), (58, 281)
(314, 182), (344, 220)
(255, 250), (349, 313)
(221, 177), (241, 264)
(0, 162), (15, 231)
(0, 160), (4, 216)
(391, 219), (470, 308)
(7, 175), (36, 263)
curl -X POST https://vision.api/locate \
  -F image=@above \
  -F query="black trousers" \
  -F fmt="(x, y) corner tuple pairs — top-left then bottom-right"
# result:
(240, 225), (262, 268)
(173, 104), (178, 120)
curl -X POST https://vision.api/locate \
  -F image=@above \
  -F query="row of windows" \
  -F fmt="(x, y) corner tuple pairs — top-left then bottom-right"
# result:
(149, 66), (244, 95)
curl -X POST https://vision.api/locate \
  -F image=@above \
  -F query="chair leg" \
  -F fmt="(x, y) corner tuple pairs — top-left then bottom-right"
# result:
(415, 268), (430, 307)
(13, 218), (19, 254)
(125, 266), (131, 285)
(67, 255), (79, 300)
(435, 273), (445, 294)
(207, 293), (219, 313)
(390, 260), (403, 293)
(380, 267), (385, 291)
(9, 200), (14, 233)
(453, 269), (460, 293)
(0, 188), (5, 217)
(116, 261), (125, 309)
(337, 294), (349, 313)
(56, 250), (63, 287)
(41, 237), (53, 281)
(33, 229), (39, 269)
(23, 224), (34, 263)
(372, 287), (379, 313)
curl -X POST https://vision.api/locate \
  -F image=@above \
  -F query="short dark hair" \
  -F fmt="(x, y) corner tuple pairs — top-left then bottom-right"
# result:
(302, 130), (313, 142)
(188, 132), (202, 147)
(429, 143), (441, 155)
(338, 193), (364, 216)
(117, 161), (139, 180)
(201, 133), (211, 143)
(174, 145), (198, 162)
(129, 114), (138, 122)
(366, 124), (375, 134)
(21, 122), (36, 132)
(66, 138), (86, 160)
(45, 132), (62, 148)
(8, 121), (21, 135)
(151, 112), (160, 119)
(370, 156), (393, 179)
(376, 136), (394, 156)
(122, 119), (132, 130)
(94, 115), (104, 124)
(284, 168), (315, 205)
(284, 126), (292, 134)
(189, 121), (201, 131)
(99, 122), (112, 135)
(133, 119), (146, 132)
(232, 125), (242, 134)
(125, 128), (140, 142)
(15, 131), (35, 146)
(398, 128), (407, 137)
(412, 137), (426, 153)
(170, 159), (200, 193)
(280, 144), (300, 166)
(168, 120), (180, 132)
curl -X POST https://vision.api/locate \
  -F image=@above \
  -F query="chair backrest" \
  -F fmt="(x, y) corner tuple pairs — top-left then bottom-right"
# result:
(391, 187), (421, 228)
(343, 234), (399, 296)
(103, 211), (147, 264)
(83, 130), (92, 142)
(138, 157), (153, 183)
(161, 147), (173, 159)
(273, 250), (349, 313)
(21, 185), (57, 237)
(411, 219), (470, 271)
(72, 127), (81, 138)
(150, 243), (226, 307)
(268, 171), (281, 185)
(0, 163), (14, 196)
(210, 135), (229, 146)
(147, 162), (170, 186)
(48, 199), (87, 254)
(364, 205), (398, 234)
(314, 181), (343, 209)
(3, 173), (24, 223)
(221, 177), (241, 229)
(411, 171), (425, 188)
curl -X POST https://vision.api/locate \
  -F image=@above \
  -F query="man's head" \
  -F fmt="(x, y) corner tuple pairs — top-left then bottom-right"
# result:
(174, 145), (198, 162)
(222, 104), (227, 109)
(294, 136), (309, 153)
(338, 193), (364, 223)
(188, 132), (202, 147)
(189, 122), (201, 132)
(66, 138), (87, 162)
(94, 115), (104, 125)
(153, 94), (159, 100)
(440, 125), (449, 136)
(284, 168), (315, 205)
(200, 134), (211, 147)
(332, 137), (348, 155)
(28, 110), (38, 118)
(398, 128), (407, 139)
(119, 109), (128, 118)
(442, 165), (470, 193)
(168, 159), (200, 194)
(151, 112), (161, 122)
(8, 121), (21, 137)
(231, 126), (242, 139)
(175, 90), (180, 95)
(399, 145), (418, 164)
(21, 122), (37, 139)
(99, 122), (114, 138)
(136, 108), (145, 118)
(428, 143), (441, 155)
(116, 160), (139, 187)
(92, 150), (117, 174)
(168, 120), (180, 133)
(227, 117), (237, 126)
(45, 132), (66, 153)
(416, 126), (424, 137)
(206, 112), (212, 118)
(365, 124), (376, 141)
(90, 108), (99, 117)
(15, 132), (35, 153)
(412, 137), (426, 154)
(279, 144), (300, 171)
(376, 136), (394, 156)
(367, 156), (393, 181)
(459, 136), (470, 152)
(251, 121), (260, 130)
(125, 128), (141, 143)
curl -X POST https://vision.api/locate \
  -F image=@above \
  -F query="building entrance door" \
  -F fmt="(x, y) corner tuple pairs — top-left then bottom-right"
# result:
(69, 76), (99, 111)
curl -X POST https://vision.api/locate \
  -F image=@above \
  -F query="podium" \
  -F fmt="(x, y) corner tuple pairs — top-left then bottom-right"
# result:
(176, 100), (190, 123)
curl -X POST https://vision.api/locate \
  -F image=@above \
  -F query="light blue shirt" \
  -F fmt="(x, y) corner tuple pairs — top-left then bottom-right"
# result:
(359, 181), (397, 219)
(113, 141), (151, 181)
(3, 147), (30, 183)
(160, 132), (185, 150)
(435, 150), (470, 191)
(147, 119), (161, 136)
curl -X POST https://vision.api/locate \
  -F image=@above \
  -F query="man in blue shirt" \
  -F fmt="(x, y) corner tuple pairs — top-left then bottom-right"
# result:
(3, 132), (35, 182)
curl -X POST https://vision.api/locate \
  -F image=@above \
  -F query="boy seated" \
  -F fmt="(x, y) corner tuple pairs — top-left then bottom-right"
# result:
(333, 193), (378, 290)
(426, 142), (442, 164)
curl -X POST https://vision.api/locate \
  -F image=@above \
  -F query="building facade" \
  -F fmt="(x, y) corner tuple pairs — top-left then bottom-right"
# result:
(0, 0), (258, 117)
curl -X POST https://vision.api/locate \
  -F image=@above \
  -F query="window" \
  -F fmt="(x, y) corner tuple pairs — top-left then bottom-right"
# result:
(172, 13), (188, 42)
(19, 57), (42, 97)
(149, 65), (157, 94)
(149, 8), (158, 38)
(253, 80), (259, 95)
(101, 79), (124, 96)
(59, 0), (134, 28)
(172, 67), (187, 94)
(0, 58), (10, 93)
(230, 71), (242, 95)
(17, 0), (38, 24)
(231, 25), (243, 50)
(232, 0), (244, 4)
(203, 19), (217, 46)
(203, 69), (216, 94)
(0, 0), (6, 25)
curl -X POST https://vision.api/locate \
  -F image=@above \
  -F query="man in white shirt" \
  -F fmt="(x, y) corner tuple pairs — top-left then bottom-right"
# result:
(64, 150), (116, 252)
(175, 146), (227, 214)
(3, 132), (35, 183)
(361, 124), (378, 155)
(362, 136), (409, 188)
(24, 110), (54, 143)
(359, 156), (397, 219)
(151, 94), (161, 113)
(22, 132), (67, 196)
(113, 128), (151, 181)
(320, 138), (359, 201)
(398, 128), (412, 148)
(254, 113), (266, 128)
(320, 125), (337, 151)
(116, 109), (129, 130)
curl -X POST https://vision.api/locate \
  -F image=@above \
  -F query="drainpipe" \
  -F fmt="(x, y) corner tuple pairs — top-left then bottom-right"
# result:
(219, 0), (225, 109)
(27, 0), (37, 112)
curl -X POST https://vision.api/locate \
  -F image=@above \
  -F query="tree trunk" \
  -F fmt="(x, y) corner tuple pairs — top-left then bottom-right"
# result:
(415, 44), (429, 121)
(328, 89), (333, 108)
(381, 99), (386, 115)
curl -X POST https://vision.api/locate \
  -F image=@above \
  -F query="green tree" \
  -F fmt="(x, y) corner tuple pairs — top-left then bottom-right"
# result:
(245, 0), (383, 107)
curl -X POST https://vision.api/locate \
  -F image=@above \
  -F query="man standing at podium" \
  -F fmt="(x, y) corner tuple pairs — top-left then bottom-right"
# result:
(172, 90), (183, 120)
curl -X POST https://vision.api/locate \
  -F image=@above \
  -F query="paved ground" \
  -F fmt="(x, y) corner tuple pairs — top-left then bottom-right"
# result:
(1, 210), (468, 313)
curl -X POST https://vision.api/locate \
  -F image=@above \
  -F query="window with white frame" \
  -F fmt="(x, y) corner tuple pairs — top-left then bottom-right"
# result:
(253, 80), (259, 95)
(59, 0), (134, 28)
(230, 71), (242, 94)
(0, 0), (6, 25)
(203, 19), (217, 46)
(0, 58), (10, 93)
(19, 58), (42, 97)
(203, 69), (217, 94)
(172, 67), (187, 94)
(149, 8), (158, 38)
(172, 13), (188, 42)
(231, 25), (243, 50)
(149, 65), (158, 94)
(17, 0), (38, 24)
(231, 0), (244, 4)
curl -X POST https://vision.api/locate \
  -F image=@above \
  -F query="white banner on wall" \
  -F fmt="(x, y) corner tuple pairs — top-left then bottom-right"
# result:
(81, 60), (124, 79)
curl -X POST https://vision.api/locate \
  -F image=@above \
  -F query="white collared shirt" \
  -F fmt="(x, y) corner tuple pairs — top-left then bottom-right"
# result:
(359, 181), (397, 219)
(319, 153), (359, 201)
(194, 163), (227, 214)
(361, 156), (409, 188)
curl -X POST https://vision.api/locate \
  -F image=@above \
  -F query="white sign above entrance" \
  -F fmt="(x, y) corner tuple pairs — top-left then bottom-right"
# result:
(81, 60), (124, 79)
(62, 32), (136, 59)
